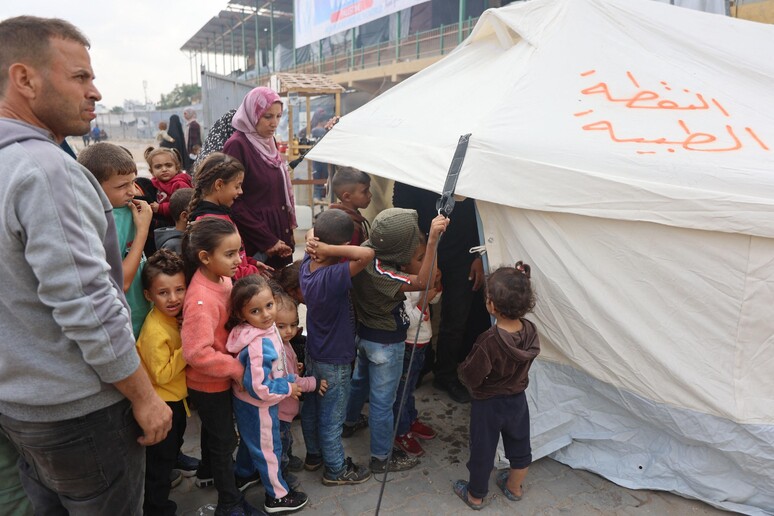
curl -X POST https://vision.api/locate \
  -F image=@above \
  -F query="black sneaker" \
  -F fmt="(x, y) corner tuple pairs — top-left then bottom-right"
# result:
(322, 457), (372, 486)
(370, 449), (419, 473)
(303, 453), (322, 471)
(236, 471), (261, 492)
(434, 378), (471, 404)
(342, 414), (368, 438)
(175, 452), (201, 477)
(264, 490), (308, 513)
(194, 469), (214, 488)
(170, 469), (183, 488)
(214, 499), (266, 516)
(284, 472), (301, 491)
(287, 453), (304, 472)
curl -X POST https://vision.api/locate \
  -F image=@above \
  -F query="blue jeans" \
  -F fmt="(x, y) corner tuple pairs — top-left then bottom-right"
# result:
(0, 399), (143, 515)
(232, 397), (288, 499)
(393, 344), (427, 436)
(346, 338), (405, 459)
(300, 358), (350, 476)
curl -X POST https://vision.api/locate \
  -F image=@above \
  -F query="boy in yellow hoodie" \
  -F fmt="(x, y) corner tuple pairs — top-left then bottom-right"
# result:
(136, 249), (190, 515)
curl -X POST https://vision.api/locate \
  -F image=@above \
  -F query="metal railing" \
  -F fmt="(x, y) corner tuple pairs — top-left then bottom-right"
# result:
(257, 17), (479, 85)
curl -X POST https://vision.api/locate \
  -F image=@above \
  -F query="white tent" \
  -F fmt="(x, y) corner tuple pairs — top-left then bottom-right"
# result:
(307, 0), (774, 513)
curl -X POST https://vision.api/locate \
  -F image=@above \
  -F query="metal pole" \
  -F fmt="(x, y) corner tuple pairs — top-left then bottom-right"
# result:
(270, 0), (275, 72)
(292, 1), (297, 68)
(255, 0), (260, 80)
(395, 11), (401, 61)
(242, 12), (247, 74)
(189, 51), (194, 84)
(222, 28), (226, 74)
(350, 27), (355, 69)
(458, 0), (466, 44)
(231, 29), (236, 74)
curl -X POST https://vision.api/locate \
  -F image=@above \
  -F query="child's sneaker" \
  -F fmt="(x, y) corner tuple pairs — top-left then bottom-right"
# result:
(410, 419), (437, 440)
(175, 452), (201, 477)
(284, 472), (301, 491)
(321, 457), (372, 486)
(235, 471), (261, 492)
(395, 433), (425, 456)
(287, 453), (304, 472)
(195, 467), (214, 488)
(264, 490), (308, 513)
(370, 448), (419, 473)
(342, 414), (368, 438)
(303, 453), (323, 471)
(170, 469), (183, 488)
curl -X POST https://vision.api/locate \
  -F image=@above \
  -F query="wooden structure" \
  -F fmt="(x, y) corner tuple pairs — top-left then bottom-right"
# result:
(270, 73), (344, 210)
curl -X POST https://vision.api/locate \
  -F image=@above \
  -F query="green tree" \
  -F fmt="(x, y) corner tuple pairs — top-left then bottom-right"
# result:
(158, 84), (201, 109)
(110, 105), (125, 114)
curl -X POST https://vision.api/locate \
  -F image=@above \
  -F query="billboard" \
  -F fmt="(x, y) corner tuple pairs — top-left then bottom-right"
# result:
(294, 0), (428, 48)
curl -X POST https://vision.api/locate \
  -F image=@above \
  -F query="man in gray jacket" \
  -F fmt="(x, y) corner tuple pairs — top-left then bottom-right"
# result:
(0, 16), (172, 514)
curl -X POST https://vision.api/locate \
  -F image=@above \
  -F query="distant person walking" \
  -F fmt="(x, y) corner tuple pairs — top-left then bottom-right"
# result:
(183, 108), (202, 158)
(162, 114), (191, 171)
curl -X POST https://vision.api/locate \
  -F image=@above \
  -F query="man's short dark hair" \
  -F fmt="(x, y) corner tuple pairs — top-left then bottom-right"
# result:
(332, 166), (370, 198)
(77, 143), (137, 183)
(314, 209), (353, 245)
(0, 16), (90, 94)
(169, 188), (194, 223)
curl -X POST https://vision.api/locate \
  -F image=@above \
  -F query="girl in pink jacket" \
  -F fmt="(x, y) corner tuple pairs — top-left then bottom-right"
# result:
(225, 275), (314, 513)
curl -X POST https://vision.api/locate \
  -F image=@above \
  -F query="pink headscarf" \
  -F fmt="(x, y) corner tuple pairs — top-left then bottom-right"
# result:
(232, 87), (296, 227)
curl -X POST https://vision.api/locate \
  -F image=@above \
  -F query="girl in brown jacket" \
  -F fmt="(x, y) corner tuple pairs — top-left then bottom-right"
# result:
(455, 262), (540, 510)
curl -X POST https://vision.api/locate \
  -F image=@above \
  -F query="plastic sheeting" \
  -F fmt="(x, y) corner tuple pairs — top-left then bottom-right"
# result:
(307, 0), (774, 512)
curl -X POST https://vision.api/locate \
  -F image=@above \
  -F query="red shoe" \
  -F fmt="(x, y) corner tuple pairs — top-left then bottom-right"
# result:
(410, 419), (437, 440)
(395, 433), (425, 456)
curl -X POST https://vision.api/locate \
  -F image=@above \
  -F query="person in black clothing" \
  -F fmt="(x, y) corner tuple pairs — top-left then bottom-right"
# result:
(392, 182), (490, 403)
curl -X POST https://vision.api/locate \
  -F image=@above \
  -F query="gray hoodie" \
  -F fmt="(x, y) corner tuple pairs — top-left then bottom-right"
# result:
(0, 119), (139, 422)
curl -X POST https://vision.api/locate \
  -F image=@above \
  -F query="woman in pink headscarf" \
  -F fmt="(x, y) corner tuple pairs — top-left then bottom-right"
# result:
(223, 87), (297, 268)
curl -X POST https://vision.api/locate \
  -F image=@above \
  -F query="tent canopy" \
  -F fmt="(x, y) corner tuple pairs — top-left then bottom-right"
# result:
(309, 1), (774, 514)
(309, 0), (774, 238)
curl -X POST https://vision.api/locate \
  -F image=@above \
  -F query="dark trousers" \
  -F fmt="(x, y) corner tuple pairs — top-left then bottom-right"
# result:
(467, 393), (532, 499)
(433, 263), (490, 384)
(144, 400), (186, 516)
(393, 344), (427, 436)
(0, 399), (144, 516)
(188, 389), (240, 509)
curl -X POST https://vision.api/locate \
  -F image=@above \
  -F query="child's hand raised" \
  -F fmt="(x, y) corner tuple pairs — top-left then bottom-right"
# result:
(428, 214), (450, 244)
(306, 237), (331, 262)
(318, 379), (329, 396)
(290, 381), (302, 400)
(131, 199), (153, 230)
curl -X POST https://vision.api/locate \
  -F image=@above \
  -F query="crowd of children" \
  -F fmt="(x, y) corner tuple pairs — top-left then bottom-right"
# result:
(74, 141), (540, 514)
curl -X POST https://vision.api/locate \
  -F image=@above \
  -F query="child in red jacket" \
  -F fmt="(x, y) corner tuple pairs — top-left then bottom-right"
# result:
(145, 146), (193, 228)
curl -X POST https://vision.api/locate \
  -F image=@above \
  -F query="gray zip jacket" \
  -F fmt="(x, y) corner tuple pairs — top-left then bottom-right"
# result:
(0, 119), (139, 422)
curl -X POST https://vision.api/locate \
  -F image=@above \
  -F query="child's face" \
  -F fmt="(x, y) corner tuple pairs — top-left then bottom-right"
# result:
(344, 183), (372, 210)
(274, 307), (299, 344)
(101, 172), (137, 208)
(144, 272), (186, 318)
(241, 288), (277, 330)
(212, 173), (244, 208)
(150, 154), (180, 183)
(402, 242), (427, 275)
(199, 232), (242, 278)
